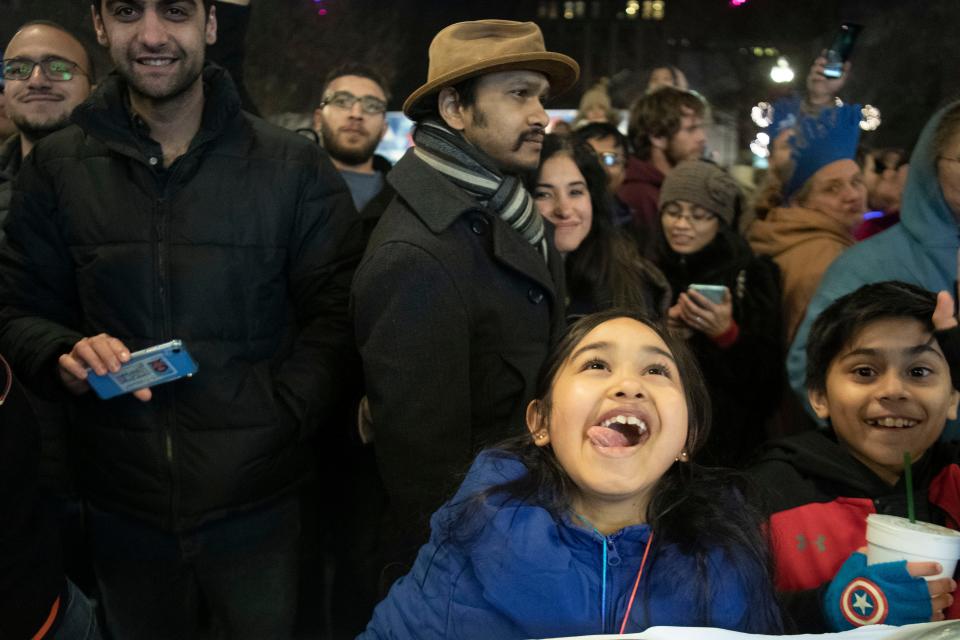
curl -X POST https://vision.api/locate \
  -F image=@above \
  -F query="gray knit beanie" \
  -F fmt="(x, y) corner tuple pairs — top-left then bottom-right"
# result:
(658, 160), (739, 226)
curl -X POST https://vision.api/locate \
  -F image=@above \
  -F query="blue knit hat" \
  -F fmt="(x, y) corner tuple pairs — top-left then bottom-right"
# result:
(769, 95), (801, 142)
(784, 104), (862, 199)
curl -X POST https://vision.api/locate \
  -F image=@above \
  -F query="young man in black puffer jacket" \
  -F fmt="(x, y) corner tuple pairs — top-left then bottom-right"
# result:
(0, 2), (362, 637)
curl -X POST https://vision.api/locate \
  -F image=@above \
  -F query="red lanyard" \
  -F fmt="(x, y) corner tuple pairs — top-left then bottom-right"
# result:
(619, 531), (654, 634)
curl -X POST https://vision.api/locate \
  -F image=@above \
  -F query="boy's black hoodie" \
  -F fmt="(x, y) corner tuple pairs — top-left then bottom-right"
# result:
(750, 430), (960, 630)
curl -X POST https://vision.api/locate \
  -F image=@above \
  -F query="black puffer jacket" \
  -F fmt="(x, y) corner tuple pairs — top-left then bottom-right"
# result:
(655, 227), (784, 467)
(0, 134), (20, 238)
(0, 65), (362, 531)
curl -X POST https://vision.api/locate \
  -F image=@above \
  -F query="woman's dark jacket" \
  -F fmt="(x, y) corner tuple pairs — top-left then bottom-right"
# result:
(0, 65), (362, 531)
(655, 228), (784, 467)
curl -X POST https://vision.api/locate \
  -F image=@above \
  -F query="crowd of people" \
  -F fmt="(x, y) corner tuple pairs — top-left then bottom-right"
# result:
(3, 1), (960, 639)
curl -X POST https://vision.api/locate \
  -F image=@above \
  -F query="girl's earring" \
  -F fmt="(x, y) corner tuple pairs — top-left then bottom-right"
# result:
(534, 430), (548, 441)
(675, 450), (689, 462)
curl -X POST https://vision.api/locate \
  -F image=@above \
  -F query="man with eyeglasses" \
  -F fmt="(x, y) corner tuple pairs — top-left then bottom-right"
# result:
(314, 63), (394, 237)
(0, 21), (93, 230)
(573, 121), (633, 228)
(0, 1), (361, 637)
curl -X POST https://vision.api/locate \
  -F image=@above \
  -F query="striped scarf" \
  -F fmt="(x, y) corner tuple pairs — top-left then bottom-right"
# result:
(413, 119), (548, 263)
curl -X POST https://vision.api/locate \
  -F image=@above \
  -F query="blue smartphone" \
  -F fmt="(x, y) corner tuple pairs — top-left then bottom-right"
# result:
(87, 340), (198, 400)
(688, 284), (727, 305)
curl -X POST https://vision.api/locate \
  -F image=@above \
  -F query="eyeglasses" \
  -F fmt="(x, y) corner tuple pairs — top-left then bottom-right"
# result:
(874, 156), (907, 173)
(2, 57), (88, 82)
(599, 151), (624, 168)
(661, 205), (716, 224)
(320, 91), (387, 115)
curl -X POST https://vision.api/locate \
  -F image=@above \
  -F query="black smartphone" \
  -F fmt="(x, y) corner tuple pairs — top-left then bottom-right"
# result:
(823, 23), (863, 79)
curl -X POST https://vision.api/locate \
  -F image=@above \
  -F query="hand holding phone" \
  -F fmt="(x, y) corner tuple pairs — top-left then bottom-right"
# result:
(58, 333), (148, 399)
(823, 23), (862, 79)
(678, 285), (733, 338)
(85, 340), (198, 400)
(59, 336), (197, 401)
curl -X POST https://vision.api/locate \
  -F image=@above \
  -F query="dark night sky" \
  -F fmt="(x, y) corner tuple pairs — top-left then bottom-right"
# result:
(2, 0), (956, 150)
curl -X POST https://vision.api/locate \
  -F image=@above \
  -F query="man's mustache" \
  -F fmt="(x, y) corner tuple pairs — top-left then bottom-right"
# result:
(512, 128), (545, 151)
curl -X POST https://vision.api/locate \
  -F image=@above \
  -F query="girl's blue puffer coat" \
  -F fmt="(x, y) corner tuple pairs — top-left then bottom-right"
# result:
(360, 450), (779, 639)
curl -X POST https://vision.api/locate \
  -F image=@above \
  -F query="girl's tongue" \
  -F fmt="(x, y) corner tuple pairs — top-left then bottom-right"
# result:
(587, 420), (645, 448)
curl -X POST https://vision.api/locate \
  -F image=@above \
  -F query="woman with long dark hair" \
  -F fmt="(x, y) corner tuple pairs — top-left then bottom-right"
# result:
(360, 310), (783, 638)
(531, 134), (670, 320)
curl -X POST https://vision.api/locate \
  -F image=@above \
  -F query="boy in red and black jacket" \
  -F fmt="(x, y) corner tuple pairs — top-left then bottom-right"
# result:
(750, 281), (960, 631)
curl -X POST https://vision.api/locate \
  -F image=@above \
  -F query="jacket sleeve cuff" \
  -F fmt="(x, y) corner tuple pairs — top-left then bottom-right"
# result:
(710, 319), (740, 348)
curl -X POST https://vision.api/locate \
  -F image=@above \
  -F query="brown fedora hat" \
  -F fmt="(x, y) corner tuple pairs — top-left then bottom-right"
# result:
(403, 19), (580, 118)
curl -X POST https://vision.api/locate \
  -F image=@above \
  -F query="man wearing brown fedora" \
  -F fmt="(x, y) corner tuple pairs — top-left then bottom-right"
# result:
(351, 19), (578, 597)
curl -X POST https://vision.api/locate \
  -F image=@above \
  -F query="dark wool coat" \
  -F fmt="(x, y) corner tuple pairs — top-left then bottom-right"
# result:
(352, 148), (566, 571)
(655, 227), (785, 467)
(0, 65), (363, 531)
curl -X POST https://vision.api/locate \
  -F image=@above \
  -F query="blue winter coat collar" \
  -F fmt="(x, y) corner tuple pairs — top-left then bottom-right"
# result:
(370, 450), (762, 638)
(436, 451), (654, 634)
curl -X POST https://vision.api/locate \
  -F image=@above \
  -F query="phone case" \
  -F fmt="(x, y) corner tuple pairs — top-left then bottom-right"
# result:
(87, 340), (199, 400)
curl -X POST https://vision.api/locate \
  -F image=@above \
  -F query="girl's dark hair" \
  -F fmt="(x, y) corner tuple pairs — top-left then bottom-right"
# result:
(454, 310), (782, 631)
(806, 281), (937, 394)
(534, 135), (664, 316)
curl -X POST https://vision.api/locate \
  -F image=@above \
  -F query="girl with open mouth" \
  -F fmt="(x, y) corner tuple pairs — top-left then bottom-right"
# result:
(360, 310), (783, 638)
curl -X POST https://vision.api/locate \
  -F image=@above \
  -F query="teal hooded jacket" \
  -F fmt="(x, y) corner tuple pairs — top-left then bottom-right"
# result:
(788, 101), (960, 438)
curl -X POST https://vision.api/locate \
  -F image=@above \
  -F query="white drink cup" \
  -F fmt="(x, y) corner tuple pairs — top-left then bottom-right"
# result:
(866, 514), (960, 580)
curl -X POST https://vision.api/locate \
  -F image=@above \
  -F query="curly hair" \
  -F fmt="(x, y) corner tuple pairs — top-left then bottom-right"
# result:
(627, 87), (707, 160)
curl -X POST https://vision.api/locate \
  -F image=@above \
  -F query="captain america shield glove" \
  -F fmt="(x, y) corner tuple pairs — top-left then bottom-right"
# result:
(824, 551), (931, 630)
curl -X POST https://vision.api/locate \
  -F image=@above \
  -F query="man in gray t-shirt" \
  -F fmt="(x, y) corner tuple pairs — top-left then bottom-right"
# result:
(314, 63), (392, 213)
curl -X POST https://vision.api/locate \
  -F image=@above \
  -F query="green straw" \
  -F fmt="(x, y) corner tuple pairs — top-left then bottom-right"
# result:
(903, 451), (916, 524)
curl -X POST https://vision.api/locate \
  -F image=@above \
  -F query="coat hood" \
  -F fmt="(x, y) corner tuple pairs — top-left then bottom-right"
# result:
(748, 205), (854, 259)
(755, 430), (884, 495)
(899, 100), (960, 256)
(755, 430), (960, 511)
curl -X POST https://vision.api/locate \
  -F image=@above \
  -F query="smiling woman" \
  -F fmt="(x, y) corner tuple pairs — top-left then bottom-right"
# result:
(654, 159), (785, 467)
(359, 310), (784, 639)
(531, 134), (671, 321)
